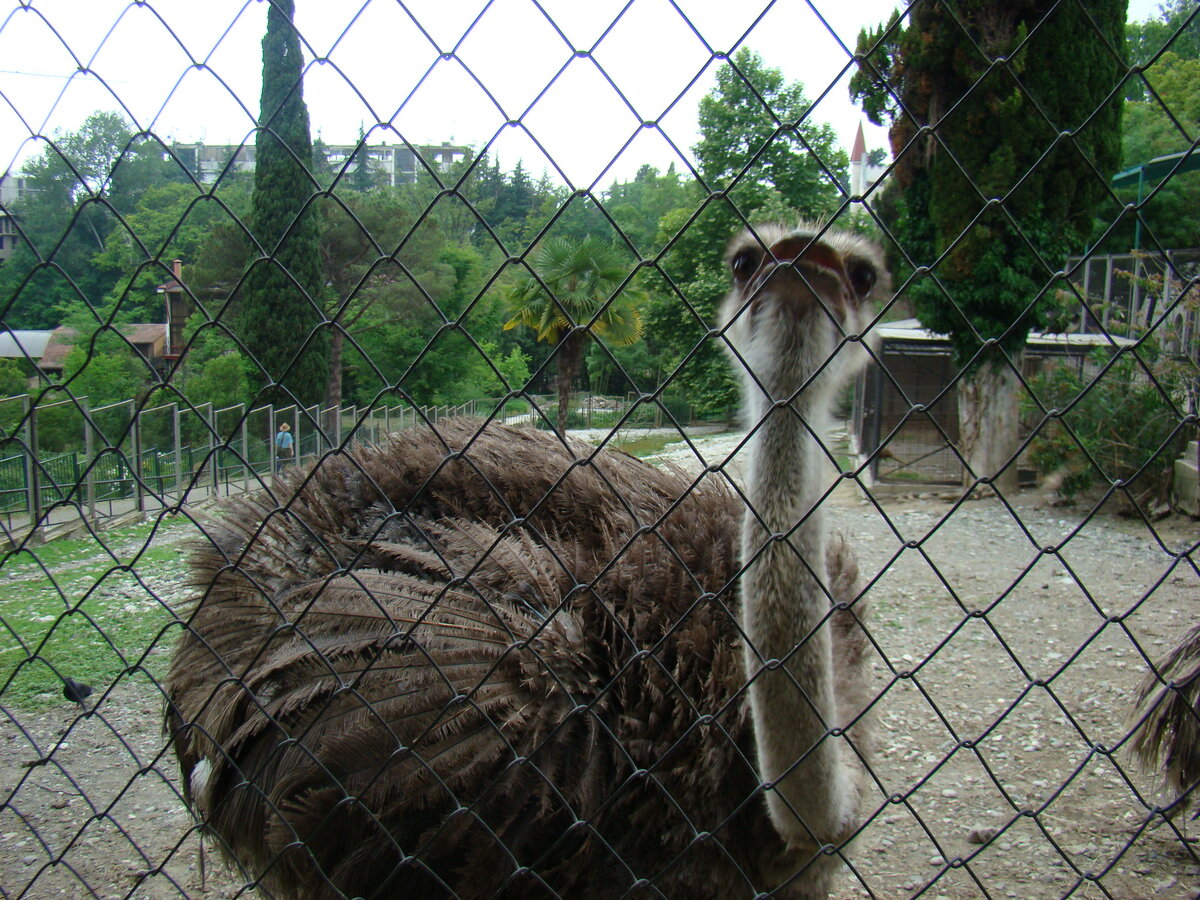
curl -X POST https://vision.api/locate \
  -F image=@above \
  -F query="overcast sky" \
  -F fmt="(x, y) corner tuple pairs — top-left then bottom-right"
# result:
(0, 0), (1168, 191)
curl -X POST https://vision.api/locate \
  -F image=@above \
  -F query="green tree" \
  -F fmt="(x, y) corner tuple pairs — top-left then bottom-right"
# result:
(310, 136), (339, 190)
(602, 164), (691, 256)
(316, 188), (455, 409)
(176, 317), (252, 414)
(238, 0), (328, 408)
(419, 340), (531, 407)
(90, 181), (246, 323)
(1125, 0), (1200, 100)
(695, 49), (846, 216)
(851, 1), (1127, 490)
(0, 359), (28, 397)
(504, 236), (644, 434)
(186, 181), (255, 309)
(0, 360), (29, 437)
(658, 48), (847, 416)
(346, 125), (380, 192)
(1, 112), (185, 327)
(1108, 50), (1200, 250)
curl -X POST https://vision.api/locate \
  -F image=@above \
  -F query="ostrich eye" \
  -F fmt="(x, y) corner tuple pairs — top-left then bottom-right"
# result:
(730, 249), (760, 280)
(848, 262), (877, 297)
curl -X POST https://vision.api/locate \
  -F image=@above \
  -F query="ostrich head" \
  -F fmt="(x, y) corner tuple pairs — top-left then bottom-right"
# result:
(719, 222), (887, 415)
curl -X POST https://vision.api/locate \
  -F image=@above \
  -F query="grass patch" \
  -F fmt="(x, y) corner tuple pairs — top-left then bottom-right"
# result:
(600, 433), (684, 458)
(0, 517), (196, 710)
(884, 469), (924, 482)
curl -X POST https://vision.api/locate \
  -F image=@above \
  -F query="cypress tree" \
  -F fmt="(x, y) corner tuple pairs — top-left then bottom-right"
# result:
(239, 0), (328, 407)
(852, 1), (1127, 490)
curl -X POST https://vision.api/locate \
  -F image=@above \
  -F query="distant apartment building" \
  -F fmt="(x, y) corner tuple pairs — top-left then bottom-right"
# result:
(172, 140), (469, 187)
(0, 172), (36, 264)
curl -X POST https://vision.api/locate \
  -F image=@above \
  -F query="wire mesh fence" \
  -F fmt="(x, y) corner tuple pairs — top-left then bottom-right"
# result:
(1, 1), (1199, 899)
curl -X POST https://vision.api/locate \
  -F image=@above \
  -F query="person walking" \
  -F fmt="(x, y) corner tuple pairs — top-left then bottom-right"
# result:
(274, 422), (294, 470)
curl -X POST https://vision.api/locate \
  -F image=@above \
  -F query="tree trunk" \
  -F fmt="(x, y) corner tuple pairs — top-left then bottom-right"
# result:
(555, 332), (586, 436)
(324, 327), (345, 412)
(957, 356), (1022, 493)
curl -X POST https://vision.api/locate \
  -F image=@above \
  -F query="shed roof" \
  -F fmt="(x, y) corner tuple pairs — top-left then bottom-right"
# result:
(0, 330), (52, 360)
(39, 323), (167, 370)
(1111, 148), (1200, 188)
(875, 318), (1135, 348)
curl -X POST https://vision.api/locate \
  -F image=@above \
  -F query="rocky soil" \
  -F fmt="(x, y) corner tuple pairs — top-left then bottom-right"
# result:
(2, 429), (1197, 899)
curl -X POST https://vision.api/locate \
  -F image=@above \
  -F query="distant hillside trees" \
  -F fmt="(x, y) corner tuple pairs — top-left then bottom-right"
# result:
(3, 44), (883, 428)
(1, 111), (185, 328)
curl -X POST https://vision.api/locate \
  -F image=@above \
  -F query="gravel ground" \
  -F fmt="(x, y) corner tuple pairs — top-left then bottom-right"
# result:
(2, 428), (1198, 899)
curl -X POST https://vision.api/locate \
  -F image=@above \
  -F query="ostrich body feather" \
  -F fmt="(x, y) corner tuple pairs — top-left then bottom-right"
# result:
(166, 420), (871, 899)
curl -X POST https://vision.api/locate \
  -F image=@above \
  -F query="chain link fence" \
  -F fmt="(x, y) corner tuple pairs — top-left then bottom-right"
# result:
(2, 1), (1199, 898)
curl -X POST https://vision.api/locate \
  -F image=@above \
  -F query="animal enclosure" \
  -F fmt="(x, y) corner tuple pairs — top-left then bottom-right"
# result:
(2, 2), (1199, 899)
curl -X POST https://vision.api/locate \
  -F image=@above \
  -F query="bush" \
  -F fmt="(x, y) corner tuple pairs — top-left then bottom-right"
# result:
(1026, 349), (1190, 503)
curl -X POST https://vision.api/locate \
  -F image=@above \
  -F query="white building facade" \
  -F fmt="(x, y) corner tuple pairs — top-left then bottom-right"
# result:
(172, 140), (469, 187)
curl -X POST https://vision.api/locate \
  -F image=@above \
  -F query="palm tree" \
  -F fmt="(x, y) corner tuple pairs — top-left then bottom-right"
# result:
(504, 236), (644, 434)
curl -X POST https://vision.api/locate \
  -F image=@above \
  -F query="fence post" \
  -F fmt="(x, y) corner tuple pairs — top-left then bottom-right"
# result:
(1133, 255), (1145, 325)
(1103, 256), (1114, 332)
(209, 404), (220, 498)
(23, 395), (42, 544)
(241, 409), (250, 494)
(1081, 258), (1092, 332)
(173, 403), (184, 501)
(82, 397), (96, 528)
(270, 405), (277, 475)
(133, 401), (145, 514)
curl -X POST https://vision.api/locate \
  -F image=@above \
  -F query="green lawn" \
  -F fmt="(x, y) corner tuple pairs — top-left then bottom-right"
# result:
(0, 518), (196, 710)
(600, 432), (685, 458)
(0, 429), (828, 711)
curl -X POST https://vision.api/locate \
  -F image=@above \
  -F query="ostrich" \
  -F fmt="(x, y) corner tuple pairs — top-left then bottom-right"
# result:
(1133, 624), (1200, 817)
(165, 222), (887, 899)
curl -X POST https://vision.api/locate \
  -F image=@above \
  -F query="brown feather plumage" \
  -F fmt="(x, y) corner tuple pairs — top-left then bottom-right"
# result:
(1133, 623), (1200, 816)
(166, 419), (872, 899)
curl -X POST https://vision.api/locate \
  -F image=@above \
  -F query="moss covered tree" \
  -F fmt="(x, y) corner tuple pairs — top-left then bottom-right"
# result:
(238, 0), (328, 407)
(851, 0), (1127, 490)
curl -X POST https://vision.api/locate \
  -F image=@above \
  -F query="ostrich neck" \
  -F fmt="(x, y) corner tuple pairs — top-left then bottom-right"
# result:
(740, 398), (852, 848)
(743, 397), (829, 546)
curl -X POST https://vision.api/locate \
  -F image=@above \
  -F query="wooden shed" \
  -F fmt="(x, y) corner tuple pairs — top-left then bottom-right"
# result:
(853, 320), (1135, 486)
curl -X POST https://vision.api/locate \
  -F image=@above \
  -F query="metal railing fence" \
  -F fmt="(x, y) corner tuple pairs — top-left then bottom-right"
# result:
(0, 391), (694, 537)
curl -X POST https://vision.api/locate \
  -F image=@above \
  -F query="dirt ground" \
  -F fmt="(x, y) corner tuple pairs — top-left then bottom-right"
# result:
(2, 430), (1198, 899)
